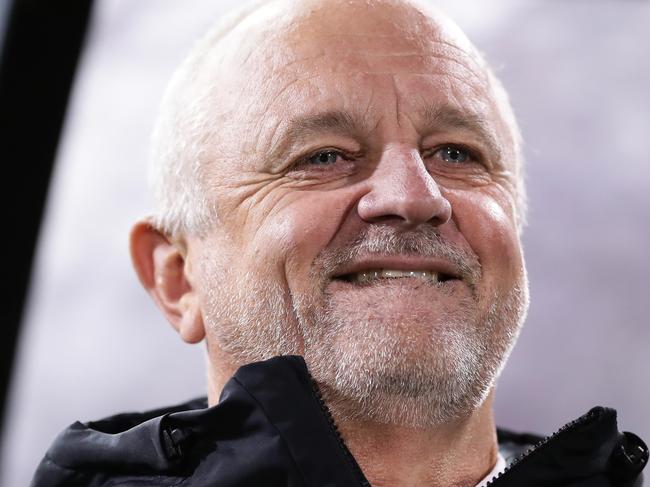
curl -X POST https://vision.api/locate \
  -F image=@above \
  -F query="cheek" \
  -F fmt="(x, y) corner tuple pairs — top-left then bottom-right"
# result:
(449, 189), (524, 285)
(249, 191), (352, 283)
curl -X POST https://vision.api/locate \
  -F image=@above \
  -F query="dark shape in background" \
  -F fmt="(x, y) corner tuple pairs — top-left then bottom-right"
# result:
(0, 0), (93, 448)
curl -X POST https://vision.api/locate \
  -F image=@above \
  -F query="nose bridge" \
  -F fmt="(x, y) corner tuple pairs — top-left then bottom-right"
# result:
(357, 146), (452, 226)
(385, 147), (437, 195)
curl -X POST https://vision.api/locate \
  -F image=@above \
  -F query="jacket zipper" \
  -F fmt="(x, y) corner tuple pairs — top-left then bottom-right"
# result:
(303, 361), (599, 487)
(485, 408), (600, 486)
(307, 375), (371, 487)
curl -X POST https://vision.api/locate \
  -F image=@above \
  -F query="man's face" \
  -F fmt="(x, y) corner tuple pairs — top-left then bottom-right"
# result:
(188, 1), (528, 425)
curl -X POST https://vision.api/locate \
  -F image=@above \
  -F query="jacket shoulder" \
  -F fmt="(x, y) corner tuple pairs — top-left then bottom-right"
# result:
(30, 397), (208, 487)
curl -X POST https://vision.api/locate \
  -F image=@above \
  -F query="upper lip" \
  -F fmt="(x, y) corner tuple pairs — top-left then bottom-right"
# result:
(332, 255), (462, 280)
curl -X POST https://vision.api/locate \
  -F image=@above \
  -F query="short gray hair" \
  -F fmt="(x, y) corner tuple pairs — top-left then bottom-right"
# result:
(149, 1), (266, 237)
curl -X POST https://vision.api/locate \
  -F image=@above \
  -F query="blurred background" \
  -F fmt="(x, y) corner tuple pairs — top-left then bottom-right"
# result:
(0, 0), (648, 485)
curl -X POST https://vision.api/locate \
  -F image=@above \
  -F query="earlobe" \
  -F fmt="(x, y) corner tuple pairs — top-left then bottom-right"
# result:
(177, 293), (206, 344)
(129, 220), (206, 343)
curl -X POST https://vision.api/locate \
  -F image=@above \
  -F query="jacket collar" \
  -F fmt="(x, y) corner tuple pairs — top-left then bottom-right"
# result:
(37, 355), (647, 487)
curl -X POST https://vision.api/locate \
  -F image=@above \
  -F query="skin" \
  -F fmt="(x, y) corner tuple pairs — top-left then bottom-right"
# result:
(130, 1), (528, 485)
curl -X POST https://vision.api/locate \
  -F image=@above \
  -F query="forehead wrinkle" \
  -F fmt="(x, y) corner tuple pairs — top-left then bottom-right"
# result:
(290, 110), (374, 136)
(335, 46), (486, 77)
(287, 47), (485, 82)
(419, 105), (503, 163)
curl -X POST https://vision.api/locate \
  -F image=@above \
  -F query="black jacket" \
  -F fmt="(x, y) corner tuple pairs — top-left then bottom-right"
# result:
(32, 356), (648, 486)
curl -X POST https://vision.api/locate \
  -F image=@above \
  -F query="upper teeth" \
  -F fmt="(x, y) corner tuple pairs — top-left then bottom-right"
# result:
(350, 269), (439, 283)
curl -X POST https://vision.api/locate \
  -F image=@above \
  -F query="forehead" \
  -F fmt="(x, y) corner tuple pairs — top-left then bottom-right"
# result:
(227, 1), (488, 91)
(197, 0), (511, 164)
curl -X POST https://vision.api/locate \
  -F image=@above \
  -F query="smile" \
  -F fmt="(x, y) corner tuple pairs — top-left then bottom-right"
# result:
(338, 269), (458, 284)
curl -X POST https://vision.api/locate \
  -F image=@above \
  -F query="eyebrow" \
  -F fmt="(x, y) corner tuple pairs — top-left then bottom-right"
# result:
(267, 106), (503, 170)
(267, 110), (374, 170)
(289, 110), (373, 138)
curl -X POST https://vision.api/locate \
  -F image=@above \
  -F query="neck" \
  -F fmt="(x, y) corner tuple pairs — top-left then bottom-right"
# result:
(206, 346), (237, 405)
(332, 391), (499, 487)
(206, 352), (499, 487)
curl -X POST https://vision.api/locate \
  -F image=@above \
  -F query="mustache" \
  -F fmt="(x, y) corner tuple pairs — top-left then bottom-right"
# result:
(316, 226), (481, 286)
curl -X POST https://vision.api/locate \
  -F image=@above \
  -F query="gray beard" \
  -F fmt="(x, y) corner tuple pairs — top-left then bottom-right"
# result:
(202, 227), (528, 427)
(203, 274), (302, 363)
(300, 282), (528, 428)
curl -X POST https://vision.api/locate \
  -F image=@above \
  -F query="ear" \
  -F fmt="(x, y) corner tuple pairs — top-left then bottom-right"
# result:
(129, 220), (206, 344)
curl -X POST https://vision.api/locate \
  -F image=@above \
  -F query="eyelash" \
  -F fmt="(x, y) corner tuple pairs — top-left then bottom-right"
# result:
(425, 144), (482, 165)
(296, 149), (355, 168)
(293, 144), (483, 171)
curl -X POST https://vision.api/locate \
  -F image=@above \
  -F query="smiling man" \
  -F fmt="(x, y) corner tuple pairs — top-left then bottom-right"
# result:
(32, 0), (647, 486)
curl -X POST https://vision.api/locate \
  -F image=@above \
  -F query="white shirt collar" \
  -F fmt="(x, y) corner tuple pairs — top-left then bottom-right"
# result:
(474, 452), (507, 487)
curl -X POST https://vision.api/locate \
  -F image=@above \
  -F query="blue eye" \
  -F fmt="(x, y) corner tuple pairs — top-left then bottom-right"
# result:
(308, 150), (341, 165)
(436, 145), (470, 164)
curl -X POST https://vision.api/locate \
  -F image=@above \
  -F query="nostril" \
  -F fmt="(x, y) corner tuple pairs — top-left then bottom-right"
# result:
(356, 163), (452, 227)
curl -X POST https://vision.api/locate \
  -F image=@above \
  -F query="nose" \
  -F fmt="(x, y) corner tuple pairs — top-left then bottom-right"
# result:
(357, 149), (452, 227)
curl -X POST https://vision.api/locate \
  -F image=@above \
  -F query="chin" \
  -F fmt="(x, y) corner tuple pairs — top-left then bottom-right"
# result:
(301, 282), (528, 427)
